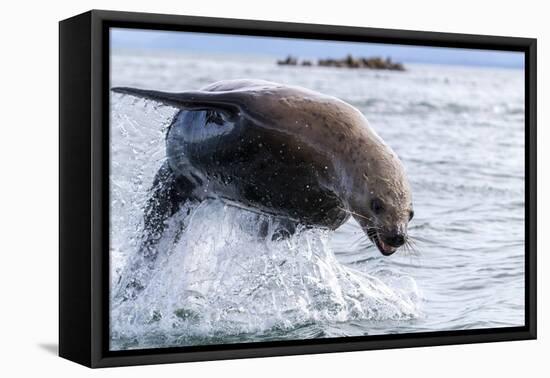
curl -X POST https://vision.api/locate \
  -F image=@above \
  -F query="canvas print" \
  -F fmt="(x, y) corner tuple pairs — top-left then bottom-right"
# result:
(109, 28), (525, 351)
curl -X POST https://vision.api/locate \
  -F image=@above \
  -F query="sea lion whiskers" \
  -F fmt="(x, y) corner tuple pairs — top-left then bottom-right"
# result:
(402, 235), (421, 256)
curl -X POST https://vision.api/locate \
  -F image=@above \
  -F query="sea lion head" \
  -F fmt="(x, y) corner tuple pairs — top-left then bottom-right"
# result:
(348, 140), (414, 256)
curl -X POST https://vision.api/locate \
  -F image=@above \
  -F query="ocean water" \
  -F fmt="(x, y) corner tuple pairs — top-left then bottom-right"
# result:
(109, 50), (525, 351)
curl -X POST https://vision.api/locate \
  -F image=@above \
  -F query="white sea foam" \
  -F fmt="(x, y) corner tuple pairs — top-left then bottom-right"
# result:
(110, 200), (420, 349)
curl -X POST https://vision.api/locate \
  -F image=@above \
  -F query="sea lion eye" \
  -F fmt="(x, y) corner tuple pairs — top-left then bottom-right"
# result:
(370, 198), (384, 214)
(409, 210), (414, 221)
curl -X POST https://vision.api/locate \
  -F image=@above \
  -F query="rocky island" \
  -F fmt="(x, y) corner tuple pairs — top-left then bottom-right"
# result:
(277, 54), (405, 71)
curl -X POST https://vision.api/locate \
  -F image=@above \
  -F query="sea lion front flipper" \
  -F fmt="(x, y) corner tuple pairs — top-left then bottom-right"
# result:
(115, 162), (195, 302)
(111, 86), (241, 120)
(140, 161), (195, 260)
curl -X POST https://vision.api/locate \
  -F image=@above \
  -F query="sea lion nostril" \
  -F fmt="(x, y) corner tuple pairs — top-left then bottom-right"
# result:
(385, 233), (405, 247)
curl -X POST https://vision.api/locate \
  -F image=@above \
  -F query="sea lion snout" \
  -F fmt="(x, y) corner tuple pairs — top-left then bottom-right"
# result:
(363, 224), (408, 256)
(382, 229), (406, 248)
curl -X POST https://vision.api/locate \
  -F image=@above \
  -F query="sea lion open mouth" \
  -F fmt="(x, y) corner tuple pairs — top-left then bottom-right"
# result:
(367, 228), (398, 256)
(375, 233), (398, 256)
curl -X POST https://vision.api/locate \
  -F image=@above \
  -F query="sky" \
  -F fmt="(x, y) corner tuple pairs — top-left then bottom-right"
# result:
(111, 28), (524, 69)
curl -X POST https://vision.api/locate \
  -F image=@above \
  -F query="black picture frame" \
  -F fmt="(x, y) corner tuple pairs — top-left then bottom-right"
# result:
(59, 9), (537, 368)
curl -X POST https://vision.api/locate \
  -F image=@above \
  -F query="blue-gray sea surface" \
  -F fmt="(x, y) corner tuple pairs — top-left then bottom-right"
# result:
(109, 50), (525, 351)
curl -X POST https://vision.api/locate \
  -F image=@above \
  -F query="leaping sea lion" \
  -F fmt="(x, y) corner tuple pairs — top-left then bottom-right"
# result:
(112, 79), (414, 260)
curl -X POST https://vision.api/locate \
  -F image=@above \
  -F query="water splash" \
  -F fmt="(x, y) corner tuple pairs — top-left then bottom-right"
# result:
(110, 200), (420, 350)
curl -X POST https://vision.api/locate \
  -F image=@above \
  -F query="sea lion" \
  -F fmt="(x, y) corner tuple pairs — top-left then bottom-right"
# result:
(112, 79), (414, 258)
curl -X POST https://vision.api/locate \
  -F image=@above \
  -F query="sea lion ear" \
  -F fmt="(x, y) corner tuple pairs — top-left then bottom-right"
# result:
(111, 87), (241, 119)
